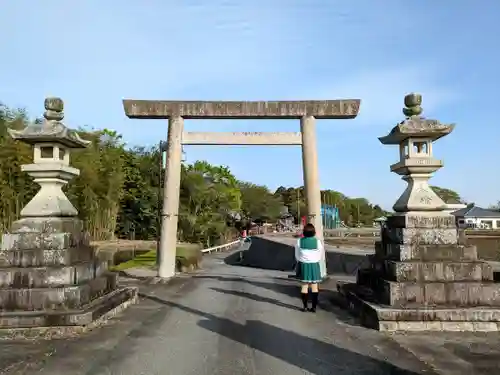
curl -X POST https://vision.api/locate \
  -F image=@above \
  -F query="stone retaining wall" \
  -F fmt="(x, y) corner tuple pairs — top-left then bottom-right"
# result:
(240, 236), (371, 276)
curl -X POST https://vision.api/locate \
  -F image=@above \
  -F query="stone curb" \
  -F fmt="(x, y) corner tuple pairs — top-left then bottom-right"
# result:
(0, 287), (139, 340)
(119, 241), (241, 281)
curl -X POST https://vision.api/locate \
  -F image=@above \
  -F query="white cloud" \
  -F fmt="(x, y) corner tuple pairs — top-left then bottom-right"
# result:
(0, 0), (309, 100)
(292, 64), (460, 127)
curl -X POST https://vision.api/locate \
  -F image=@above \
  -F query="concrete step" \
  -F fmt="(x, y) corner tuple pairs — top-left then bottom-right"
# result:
(385, 260), (494, 282)
(338, 282), (500, 332)
(0, 286), (137, 330)
(0, 274), (116, 311)
(379, 279), (500, 307)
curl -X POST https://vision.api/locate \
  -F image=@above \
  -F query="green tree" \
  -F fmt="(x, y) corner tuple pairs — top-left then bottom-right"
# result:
(65, 129), (126, 240)
(240, 182), (283, 222)
(488, 201), (500, 211)
(274, 186), (388, 227)
(0, 105), (37, 233)
(0, 100), (389, 243)
(430, 186), (464, 204)
(177, 161), (241, 246)
(115, 146), (160, 240)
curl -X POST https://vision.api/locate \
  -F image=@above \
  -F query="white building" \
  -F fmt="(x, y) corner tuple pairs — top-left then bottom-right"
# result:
(451, 206), (500, 229)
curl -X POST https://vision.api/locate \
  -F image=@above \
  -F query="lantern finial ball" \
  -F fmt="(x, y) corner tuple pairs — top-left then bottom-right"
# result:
(403, 93), (423, 117)
(43, 97), (64, 122)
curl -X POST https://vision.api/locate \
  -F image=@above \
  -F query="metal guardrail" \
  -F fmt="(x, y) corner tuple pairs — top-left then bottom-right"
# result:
(324, 230), (379, 238)
(201, 239), (241, 254)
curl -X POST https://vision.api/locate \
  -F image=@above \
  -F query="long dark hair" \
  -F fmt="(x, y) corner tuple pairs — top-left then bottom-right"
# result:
(303, 223), (316, 238)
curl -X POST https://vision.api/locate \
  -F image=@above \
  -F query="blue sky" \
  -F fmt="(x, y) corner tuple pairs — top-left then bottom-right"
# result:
(1, 1), (499, 210)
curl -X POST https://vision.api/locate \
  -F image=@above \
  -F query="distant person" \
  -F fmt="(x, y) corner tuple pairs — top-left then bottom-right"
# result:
(240, 229), (248, 245)
(294, 223), (323, 312)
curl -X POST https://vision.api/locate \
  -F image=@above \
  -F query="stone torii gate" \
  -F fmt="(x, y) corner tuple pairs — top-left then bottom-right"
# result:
(123, 100), (361, 278)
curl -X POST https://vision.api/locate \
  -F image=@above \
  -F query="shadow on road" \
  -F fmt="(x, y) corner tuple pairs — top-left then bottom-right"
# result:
(194, 275), (298, 298)
(209, 287), (302, 311)
(192, 275), (368, 328)
(141, 294), (429, 375)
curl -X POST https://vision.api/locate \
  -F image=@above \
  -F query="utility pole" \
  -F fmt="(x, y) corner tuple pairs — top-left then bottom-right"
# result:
(325, 193), (329, 230)
(181, 145), (186, 162)
(296, 188), (300, 228)
(157, 140), (166, 266)
(357, 204), (360, 227)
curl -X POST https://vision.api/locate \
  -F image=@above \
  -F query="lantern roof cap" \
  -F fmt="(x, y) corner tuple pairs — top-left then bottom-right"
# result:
(378, 93), (454, 145)
(8, 97), (90, 148)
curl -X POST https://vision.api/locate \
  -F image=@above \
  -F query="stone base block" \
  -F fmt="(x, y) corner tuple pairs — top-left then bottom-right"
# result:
(0, 246), (94, 267)
(0, 260), (107, 288)
(339, 282), (500, 332)
(386, 214), (456, 229)
(10, 217), (85, 235)
(386, 260), (494, 282)
(0, 286), (138, 333)
(383, 227), (458, 246)
(382, 243), (477, 262)
(0, 274), (116, 311)
(379, 279), (500, 307)
(2, 231), (87, 252)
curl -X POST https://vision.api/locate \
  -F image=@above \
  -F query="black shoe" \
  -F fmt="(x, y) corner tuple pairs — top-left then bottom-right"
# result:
(311, 292), (319, 312)
(308, 307), (316, 313)
(301, 292), (308, 311)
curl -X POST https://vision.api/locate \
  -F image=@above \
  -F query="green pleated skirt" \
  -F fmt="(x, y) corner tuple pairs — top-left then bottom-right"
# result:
(296, 261), (322, 283)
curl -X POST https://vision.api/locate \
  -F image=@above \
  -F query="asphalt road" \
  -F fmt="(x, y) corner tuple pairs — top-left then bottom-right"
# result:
(6, 247), (498, 375)
(2, 250), (433, 375)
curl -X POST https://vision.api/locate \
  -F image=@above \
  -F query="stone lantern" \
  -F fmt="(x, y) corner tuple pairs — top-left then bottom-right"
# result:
(378, 93), (454, 214)
(338, 93), (500, 332)
(8, 97), (90, 218)
(0, 97), (136, 333)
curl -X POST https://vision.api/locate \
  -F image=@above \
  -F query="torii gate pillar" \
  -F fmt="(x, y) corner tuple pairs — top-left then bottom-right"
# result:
(301, 115), (326, 276)
(158, 115), (184, 278)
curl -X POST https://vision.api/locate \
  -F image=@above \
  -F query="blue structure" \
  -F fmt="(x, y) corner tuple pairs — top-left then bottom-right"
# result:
(321, 204), (341, 229)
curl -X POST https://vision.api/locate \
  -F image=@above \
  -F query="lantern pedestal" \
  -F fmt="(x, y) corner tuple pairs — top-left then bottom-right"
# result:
(20, 163), (80, 217)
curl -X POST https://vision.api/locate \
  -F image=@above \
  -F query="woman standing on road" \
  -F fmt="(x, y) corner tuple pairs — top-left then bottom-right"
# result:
(294, 223), (323, 312)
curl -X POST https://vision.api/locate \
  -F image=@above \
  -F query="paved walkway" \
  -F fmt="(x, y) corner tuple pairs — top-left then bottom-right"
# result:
(2, 250), (500, 374)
